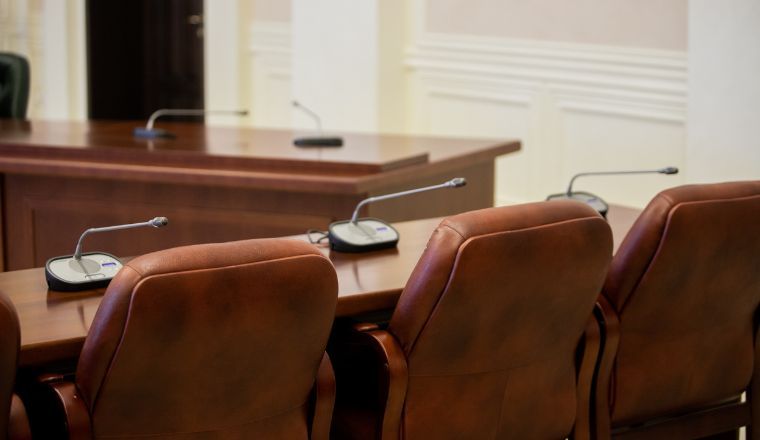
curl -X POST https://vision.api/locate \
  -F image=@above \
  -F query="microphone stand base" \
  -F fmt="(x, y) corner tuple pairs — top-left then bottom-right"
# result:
(45, 252), (123, 292)
(293, 136), (343, 147)
(328, 218), (399, 252)
(133, 127), (176, 139)
(546, 191), (609, 218)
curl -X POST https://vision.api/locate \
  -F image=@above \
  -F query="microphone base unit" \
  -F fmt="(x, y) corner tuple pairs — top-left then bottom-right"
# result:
(45, 252), (123, 292)
(133, 127), (176, 139)
(293, 136), (343, 147)
(546, 191), (609, 218)
(328, 218), (400, 252)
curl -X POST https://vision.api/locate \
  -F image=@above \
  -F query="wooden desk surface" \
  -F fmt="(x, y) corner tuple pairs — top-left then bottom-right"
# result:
(0, 120), (520, 193)
(1, 205), (641, 368)
(2, 217), (441, 367)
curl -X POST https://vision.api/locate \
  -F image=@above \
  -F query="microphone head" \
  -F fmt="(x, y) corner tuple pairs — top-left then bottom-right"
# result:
(448, 177), (467, 188)
(659, 166), (679, 175)
(150, 217), (169, 228)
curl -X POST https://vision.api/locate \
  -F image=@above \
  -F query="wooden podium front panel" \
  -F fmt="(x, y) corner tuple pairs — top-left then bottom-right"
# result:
(2, 161), (492, 270)
(3, 175), (351, 270)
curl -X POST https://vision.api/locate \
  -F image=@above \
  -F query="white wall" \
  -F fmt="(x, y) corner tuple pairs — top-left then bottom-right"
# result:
(687, 0), (760, 183)
(289, 0), (406, 133)
(291, 0), (380, 132)
(251, 0), (290, 22)
(425, 0), (687, 51)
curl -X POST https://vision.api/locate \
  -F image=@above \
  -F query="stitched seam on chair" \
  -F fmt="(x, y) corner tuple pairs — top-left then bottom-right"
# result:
(94, 402), (310, 438)
(442, 214), (604, 243)
(406, 216), (606, 356)
(440, 223), (465, 240)
(126, 252), (328, 278)
(615, 194), (673, 315)
(402, 228), (462, 355)
(659, 193), (675, 205)
(616, 193), (760, 314)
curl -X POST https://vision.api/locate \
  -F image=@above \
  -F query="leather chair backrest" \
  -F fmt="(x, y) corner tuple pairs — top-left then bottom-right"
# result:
(0, 292), (20, 437)
(0, 53), (30, 119)
(388, 200), (612, 438)
(75, 238), (338, 438)
(603, 181), (760, 425)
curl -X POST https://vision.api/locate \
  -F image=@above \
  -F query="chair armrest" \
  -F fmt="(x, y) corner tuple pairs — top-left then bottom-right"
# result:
(592, 295), (620, 440)
(351, 322), (408, 440)
(310, 352), (336, 440)
(353, 322), (381, 332)
(329, 321), (408, 440)
(574, 311), (601, 440)
(37, 375), (92, 440)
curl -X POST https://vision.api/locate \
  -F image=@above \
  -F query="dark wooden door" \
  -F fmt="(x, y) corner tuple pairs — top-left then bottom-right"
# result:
(86, 0), (204, 120)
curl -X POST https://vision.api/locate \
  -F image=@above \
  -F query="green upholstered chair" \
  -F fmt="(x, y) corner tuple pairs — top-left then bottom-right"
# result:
(0, 52), (30, 119)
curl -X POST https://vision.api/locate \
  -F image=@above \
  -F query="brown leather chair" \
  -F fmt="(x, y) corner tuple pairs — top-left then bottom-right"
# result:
(40, 238), (338, 439)
(593, 181), (760, 439)
(329, 200), (613, 439)
(1, 292), (32, 440)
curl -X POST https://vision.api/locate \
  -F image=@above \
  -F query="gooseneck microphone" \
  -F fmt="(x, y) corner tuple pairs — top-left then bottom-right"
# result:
(350, 177), (467, 223)
(45, 217), (170, 291)
(328, 178), (467, 252)
(73, 217), (169, 260)
(292, 100), (343, 147)
(133, 109), (248, 138)
(547, 166), (679, 217)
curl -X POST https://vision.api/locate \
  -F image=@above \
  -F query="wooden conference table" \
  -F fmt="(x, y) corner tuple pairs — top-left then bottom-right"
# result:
(0, 119), (520, 271)
(0, 205), (641, 368)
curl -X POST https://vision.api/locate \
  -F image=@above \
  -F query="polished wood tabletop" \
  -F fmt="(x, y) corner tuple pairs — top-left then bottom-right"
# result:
(0, 119), (520, 193)
(0, 205), (641, 368)
(3, 217), (443, 367)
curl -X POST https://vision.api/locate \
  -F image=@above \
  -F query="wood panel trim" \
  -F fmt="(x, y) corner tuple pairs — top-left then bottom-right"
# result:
(0, 139), (518, 194)
(0, 156), (359, 194)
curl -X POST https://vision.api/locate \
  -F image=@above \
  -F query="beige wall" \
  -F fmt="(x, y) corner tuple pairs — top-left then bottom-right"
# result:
(687, 0), (760, 183)
(426, 0), (687, 50)
(251, 0), (290, 21)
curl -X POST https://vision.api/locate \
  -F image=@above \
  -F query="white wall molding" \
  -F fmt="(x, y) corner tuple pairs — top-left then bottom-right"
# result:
(406, 32), (688, 207)
(407, 32), (687, 123)
(249, 21), (291, 54)
(249, 20), (292, 77)
(427, 87), (532, 107)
